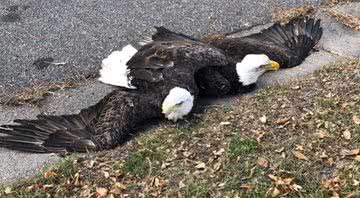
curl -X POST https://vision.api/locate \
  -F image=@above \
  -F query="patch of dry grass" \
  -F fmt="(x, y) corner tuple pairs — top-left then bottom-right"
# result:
(272, 5), (316, 24)
(272, 0), (359, 24)
(324, 8), (360, 31)
(1, 59), (359, 197)
(324, 0), (357, 5)
(0, 78), (87, 106)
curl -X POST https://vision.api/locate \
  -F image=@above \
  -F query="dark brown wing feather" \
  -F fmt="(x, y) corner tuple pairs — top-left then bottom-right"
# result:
(127, 41), (190, 70)
(0, 90), (163, 153)
(152, 26), (199, 42)
(195, 67), (231, 96)
(92, 90), (162, 150)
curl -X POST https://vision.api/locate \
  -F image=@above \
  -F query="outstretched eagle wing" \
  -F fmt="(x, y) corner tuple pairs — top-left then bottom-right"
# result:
(0, 96), (106, 153)
(208, 17), (323, 68)
(0, 90), (163, 153)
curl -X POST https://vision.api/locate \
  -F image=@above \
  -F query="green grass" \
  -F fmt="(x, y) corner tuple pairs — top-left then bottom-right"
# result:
(184, 180), (211, 198)
(123, 152), (152, 177)
(227, 137), (259, 158)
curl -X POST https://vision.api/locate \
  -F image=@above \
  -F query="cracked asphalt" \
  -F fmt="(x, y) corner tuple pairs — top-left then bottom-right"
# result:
(1, 0), (360, 184)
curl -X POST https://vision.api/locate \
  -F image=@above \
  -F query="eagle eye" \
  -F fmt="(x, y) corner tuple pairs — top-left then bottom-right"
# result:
(176, 101), (184, 106)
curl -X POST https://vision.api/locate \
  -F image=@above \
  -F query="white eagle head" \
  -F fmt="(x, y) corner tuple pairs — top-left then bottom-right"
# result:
(236, 54), (280, 85)
(162, 87), (194, 122)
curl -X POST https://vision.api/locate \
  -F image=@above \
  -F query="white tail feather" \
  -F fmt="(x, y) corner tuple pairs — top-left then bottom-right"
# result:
(98, 45), (138, 88)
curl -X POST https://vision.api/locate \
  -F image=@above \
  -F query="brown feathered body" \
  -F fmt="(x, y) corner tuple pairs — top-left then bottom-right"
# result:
(0, 40), (233, 153)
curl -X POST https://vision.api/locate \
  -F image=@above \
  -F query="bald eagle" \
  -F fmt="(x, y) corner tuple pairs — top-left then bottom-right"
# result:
(0, 35), (279, 153)
(148, 16), (323, 96)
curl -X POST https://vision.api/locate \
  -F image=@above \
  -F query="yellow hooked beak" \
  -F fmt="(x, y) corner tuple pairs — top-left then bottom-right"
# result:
(265, 60), (280, 71)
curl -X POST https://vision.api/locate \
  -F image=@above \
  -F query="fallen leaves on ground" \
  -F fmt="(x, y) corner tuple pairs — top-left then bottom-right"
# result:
(1, 59), (359, 197)
(292, 151), (309, 161)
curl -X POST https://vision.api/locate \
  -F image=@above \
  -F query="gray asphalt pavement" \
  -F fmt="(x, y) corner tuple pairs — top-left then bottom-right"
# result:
(0, 0), (321, 93)
(1, 0), (360, 184)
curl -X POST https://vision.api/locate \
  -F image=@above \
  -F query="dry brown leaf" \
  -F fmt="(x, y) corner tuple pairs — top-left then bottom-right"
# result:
(80, 189), (91, 197)
(295, 145), (304, 151)
(220, 121), (231, 126)
(179, 180), (185, 189)
(259, 115), (267, 124)
(74, 172), (80, 186)
(153, 177), (162, 187)
(343, 130), (351, 140)
(89, 160), (95, 168)
(240, 184), (251, 190)
(212, 148), (225, 156)
(256, 131), (265, 143)
(291, 86), (300, 90)
(96, 187), (108, 197)
(292, 151), (308, 160)
(103, 171), (110, 179)
(355, 155), (360, 161)
(341, 149), (353, 156)
(268, 174), (278, 181)
(320, 151), (328, 159)
(115, 182), (127, 190)
(43, 184), (53, 189)
(292, 184), (303, 192)
(257, 157), (269, 168)
(43, 171), (57, 179)
(317, 130), (329, 139)
(352, 149), (360, 155)
(183, 151), (192, 158)
(161, 162), (172, 169)
(272, 187), (281, 197)
(213, 162), (222, 172)
(4, 187), (12, 194)
(327, 158), (334, 166)
(353, 179), (360, 186)
(275, 147), (285, 153)
(283, 178), (294, 185)
(332, 191), (340, 198)
(195, 162), (206, 170)
(321, 179), (331, 189)
(353, 115), (360, 125)
(275, 117), (290, 125)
